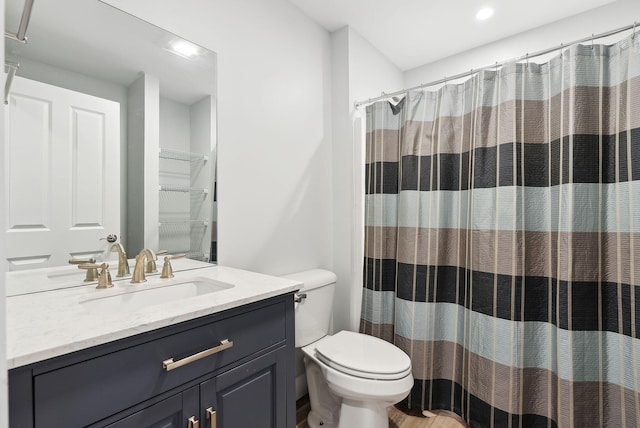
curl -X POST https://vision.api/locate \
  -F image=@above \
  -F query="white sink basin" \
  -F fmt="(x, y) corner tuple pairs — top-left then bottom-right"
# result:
(80, 277), (233, 314)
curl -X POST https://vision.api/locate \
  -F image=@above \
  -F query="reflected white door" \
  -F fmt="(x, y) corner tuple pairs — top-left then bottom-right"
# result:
(4, 76), (120, 270)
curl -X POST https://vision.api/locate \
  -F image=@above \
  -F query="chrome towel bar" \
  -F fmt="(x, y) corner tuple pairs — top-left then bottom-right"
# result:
(5, 0), (35, 43)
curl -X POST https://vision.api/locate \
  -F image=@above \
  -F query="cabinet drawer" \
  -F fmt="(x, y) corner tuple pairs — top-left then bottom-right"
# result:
(33, 301), (286, 428)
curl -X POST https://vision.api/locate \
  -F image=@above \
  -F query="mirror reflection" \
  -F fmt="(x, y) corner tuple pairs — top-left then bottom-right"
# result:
(4, 0), (218, 295)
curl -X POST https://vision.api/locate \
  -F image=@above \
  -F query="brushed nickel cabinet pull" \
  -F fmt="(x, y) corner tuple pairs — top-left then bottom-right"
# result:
(162, 339), (233, 371)
(206, 407), (217, 428)
(188, 416), (199, 428)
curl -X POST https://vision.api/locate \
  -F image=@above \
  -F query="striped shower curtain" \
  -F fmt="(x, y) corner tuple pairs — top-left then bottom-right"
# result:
(361, 34), (640, 428)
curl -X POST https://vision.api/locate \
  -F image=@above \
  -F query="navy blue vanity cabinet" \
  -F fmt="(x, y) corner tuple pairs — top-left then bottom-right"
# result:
(8, 293), (296, 428)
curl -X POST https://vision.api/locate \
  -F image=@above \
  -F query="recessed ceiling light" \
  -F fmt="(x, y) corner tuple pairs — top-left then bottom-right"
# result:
(476, 7), (495, 21)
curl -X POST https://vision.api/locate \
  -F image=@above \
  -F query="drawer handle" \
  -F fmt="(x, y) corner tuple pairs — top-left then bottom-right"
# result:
(206, 407), (217, 428)
(188, 416), (200, 428)
(163, 339), (234, 371)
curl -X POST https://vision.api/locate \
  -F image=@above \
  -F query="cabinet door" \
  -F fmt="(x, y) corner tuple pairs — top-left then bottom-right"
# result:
(200, 347), (287, 428)
(106, 386), (199, 428)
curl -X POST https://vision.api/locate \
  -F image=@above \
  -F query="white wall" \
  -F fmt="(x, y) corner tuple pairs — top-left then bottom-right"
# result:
(0, 0), (7, 424)
(104, 0), (334, 276)
(331, 27), (403, 333)
(347, 28), (404, 330)
(405, 0), (640, 87)
(330, 27), (351, 335)
(159, 97), (191, 153)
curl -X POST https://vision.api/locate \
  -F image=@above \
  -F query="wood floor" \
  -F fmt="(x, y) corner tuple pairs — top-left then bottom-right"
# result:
(296, 395), (468, 428)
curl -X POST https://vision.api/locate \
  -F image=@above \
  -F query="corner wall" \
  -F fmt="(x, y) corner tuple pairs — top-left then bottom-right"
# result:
(331, 27), (403, 333)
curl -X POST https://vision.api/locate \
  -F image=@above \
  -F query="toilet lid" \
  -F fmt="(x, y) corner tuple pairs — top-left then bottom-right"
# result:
(314, 331), (411, 380)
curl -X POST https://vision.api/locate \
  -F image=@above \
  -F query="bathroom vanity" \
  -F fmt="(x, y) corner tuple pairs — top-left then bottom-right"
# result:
(6, 266), (300, 428)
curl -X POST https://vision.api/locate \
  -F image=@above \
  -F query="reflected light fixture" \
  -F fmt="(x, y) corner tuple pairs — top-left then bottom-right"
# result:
(476, 7), (495, 21)
(165, 38), (202, 59)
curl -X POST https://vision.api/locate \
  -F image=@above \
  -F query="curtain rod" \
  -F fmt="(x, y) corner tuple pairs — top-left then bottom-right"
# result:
(354, 20), (638, 109)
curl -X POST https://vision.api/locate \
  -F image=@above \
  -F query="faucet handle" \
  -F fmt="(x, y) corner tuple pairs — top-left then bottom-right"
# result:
(160, 254), (186, 279)
(75, 260), (99, 282)
(78, 263), (113, 288)
(69, 257), (96, 266)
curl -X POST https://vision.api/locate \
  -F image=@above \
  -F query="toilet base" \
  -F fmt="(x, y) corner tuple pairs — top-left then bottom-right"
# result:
(305, 358), (340, 428)
(307, 409), (337, 428)
(338, 399), (389, 428)
(304, 357), (395, 428)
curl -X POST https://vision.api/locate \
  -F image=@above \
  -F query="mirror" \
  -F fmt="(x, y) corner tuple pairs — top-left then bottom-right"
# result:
(4, 0), (218, 295)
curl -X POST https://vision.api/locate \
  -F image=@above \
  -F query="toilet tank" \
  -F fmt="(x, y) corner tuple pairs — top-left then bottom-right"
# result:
(283, 269), (337, 347)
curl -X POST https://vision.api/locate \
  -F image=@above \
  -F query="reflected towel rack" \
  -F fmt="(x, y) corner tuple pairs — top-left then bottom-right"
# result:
(4, 61), (19, 105)
(5, 0), (35, 43)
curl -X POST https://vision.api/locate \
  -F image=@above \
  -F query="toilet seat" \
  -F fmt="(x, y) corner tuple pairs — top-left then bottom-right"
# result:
(314, 331), (411, 381)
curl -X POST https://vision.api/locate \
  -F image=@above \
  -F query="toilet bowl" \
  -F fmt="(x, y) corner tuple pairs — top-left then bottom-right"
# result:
(284, 269), (413, 428)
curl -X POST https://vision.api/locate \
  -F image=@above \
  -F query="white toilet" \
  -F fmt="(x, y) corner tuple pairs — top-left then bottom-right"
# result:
(285, 269), (413, 428)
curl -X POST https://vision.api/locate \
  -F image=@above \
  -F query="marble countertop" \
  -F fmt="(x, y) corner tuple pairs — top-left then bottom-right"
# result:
(6, 266), (301, 369)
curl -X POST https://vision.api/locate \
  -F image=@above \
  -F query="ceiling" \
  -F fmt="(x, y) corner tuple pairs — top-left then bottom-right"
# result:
(287, 0), (616, 71)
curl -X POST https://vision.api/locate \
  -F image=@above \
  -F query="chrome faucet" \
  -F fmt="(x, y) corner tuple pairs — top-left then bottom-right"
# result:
(109, 242), (130, 277)
(131, 248), (157, 284)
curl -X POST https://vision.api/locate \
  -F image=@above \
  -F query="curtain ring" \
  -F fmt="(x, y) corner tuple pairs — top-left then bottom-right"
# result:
(525, 53), (529, 69)
(591, 34), (594, 50)
(633, 21), (637, 40)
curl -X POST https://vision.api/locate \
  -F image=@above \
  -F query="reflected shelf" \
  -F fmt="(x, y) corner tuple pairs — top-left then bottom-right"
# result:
(159, 251), (207, 260)
(159, 148), (209, 163)
(159, 185), (209, 194)
(159, 220), (209, 227)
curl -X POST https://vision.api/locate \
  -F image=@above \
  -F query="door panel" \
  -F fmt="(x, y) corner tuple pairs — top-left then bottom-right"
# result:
(71, 107), (106, 227)
(4, 92), (52, 269)
(201, 347), (287, 428)
(4, 76), (120, 270)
